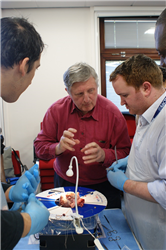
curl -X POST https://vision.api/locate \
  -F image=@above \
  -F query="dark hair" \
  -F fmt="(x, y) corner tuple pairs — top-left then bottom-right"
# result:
(1, 17), (44, 73)
(159, 65), (166, 82)
(156, 8), (166, 26)
(109, 54), (163, 90)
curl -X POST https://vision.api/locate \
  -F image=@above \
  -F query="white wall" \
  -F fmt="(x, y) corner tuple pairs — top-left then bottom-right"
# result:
(2, 8), (96, 168)
(2, 6), (164, 169)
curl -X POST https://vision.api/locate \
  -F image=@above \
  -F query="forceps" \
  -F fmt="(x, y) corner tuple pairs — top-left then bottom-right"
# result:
(104, 215), (117, 235)
(106, 145), (118, 171)
(114, 145), (118, 164)
(102, 224), (117, 236)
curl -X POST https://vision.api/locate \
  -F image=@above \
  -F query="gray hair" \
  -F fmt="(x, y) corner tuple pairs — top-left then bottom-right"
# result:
(63, 62), (99, 91)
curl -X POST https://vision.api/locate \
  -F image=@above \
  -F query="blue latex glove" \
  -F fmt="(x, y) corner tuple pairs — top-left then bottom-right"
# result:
(10, 202), (22, 211)
(21, 193), (49, 236)
(107, 169), (128, 191)
(28, 164), (40, 184)
(107, 156), (129, 173)
(9, 164), (40, 202)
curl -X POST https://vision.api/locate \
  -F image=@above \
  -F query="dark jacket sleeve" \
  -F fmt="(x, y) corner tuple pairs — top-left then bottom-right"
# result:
(1, 210), (24, 250)
(2, 183), (12, 192)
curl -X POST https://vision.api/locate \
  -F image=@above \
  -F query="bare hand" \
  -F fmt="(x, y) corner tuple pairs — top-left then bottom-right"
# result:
(81, 142), (105, 164)
(56, 128), (80, 155)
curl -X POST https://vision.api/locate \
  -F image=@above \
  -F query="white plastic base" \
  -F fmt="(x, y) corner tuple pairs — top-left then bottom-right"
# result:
(73, 218), (84, 234)
(94, 239), (104, 250)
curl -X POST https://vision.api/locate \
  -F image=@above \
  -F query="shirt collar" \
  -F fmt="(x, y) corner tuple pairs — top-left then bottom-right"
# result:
(71, 101), (76, 114)
(142, 91), (166, 125)
(70, 96), (99, 121)
(91, 97), (99, 121)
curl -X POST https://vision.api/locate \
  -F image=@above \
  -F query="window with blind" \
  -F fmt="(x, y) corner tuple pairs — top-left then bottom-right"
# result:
(100, 17), (160, 112)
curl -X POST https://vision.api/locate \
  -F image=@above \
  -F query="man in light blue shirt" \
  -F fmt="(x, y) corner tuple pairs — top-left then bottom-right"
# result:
(107, 54), (166, 250)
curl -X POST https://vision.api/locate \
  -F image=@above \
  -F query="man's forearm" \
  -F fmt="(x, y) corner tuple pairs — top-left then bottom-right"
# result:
(123, 179), (157, 203)
(21, 213), (31, 238)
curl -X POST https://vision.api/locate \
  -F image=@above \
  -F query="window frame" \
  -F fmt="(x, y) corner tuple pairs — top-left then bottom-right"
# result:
(99, 17), (160, 97)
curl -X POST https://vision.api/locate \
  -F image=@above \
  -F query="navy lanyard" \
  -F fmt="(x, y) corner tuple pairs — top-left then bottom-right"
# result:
(152, 96), (166, 121)
(136, 95), (166, 148)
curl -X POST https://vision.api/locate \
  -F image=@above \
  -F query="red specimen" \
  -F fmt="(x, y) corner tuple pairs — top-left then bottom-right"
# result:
(59, 192), (85, 208)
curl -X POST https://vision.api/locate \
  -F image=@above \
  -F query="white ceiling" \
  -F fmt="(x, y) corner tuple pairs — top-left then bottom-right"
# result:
(1, 0), (166, 9)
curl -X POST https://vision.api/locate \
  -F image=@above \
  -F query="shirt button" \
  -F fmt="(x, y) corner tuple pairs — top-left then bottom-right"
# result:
(81, 132), (84, 135)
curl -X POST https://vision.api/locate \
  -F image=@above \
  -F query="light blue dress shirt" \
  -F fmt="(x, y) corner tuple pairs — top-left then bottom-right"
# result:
(124, 92), (166, 250)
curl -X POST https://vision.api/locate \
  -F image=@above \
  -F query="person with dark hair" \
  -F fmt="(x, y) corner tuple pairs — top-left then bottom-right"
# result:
(107, 54), (166, 250)
(159, 65), (166, 88)
(1, 17), (44, 103)
(0, 130), (6, 183)
(1, 17), (44, 74)
(1, 17), (49, 250)
(34, 62), (131, 209)
(135, 65), (166, 125)
(155, 8), (166, 68)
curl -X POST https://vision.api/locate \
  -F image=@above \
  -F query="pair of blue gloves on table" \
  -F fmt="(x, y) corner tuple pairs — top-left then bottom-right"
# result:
(106, 156), (129, 192)
(8, 164), (49, 236)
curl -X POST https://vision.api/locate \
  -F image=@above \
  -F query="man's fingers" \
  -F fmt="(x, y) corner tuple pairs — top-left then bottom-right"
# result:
(68, 128), (77, 133)
(29, 164), (39, 174)
(73, 139), (80, 144)
(82, 153), (97, 164)
(63, 128), (77, 138)
(28, 193), (36, 202)
(22, 182), (34, 193)
(33, 169), (40, 183)
(81, 142), (98, 153)
(62, 136), (76, 146)
(25, 171), (37, 188)
(59, 128), (79, 153)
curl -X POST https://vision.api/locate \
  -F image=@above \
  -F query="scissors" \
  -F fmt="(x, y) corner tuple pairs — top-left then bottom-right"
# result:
(108, 236), (121, 242)
(108, 236), (121, 249)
